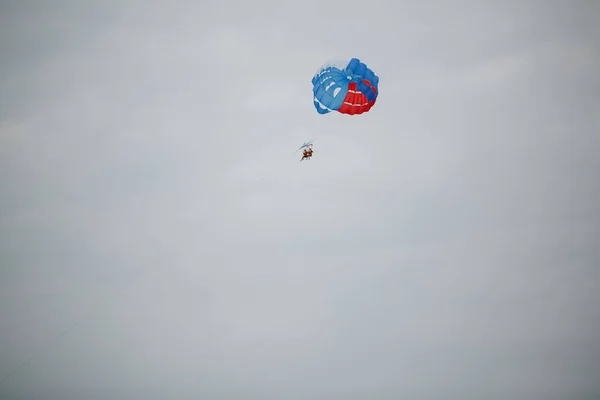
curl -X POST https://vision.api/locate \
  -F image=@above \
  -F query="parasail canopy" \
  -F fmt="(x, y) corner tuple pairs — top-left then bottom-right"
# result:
(312, 58), (379, 115)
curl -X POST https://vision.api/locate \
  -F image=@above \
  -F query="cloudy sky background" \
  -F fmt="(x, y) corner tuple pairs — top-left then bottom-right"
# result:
(1, 1), (599, 399)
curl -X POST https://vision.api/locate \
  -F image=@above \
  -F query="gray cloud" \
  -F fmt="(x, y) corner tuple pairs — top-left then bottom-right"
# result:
(1, 1), (599, 399)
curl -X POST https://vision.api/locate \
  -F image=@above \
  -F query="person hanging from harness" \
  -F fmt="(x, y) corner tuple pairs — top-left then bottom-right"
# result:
(301, 145), (313, 161)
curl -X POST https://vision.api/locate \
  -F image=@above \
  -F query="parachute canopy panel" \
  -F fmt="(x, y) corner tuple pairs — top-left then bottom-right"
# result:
(312, 58), (379, 115)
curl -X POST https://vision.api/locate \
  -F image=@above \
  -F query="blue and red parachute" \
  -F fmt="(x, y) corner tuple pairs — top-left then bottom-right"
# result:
(312, 58), (379, 115)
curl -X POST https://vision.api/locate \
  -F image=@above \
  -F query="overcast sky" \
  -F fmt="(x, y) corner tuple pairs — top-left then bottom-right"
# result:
(1, 1), (599, 399)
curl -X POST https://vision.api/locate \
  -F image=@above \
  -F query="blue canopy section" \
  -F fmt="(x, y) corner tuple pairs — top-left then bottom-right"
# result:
(312, 66), (349, 114)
